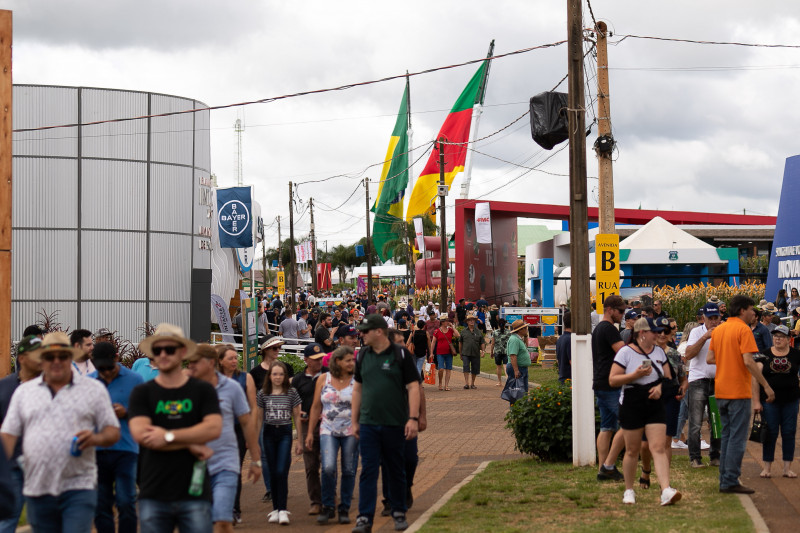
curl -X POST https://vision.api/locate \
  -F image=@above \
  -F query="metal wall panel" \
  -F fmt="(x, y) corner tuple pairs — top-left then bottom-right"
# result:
(149, 233), (191, 302)
(81, 159), (147, 230)
(149, 302), (190, 334)
(80, 302), (146, 344)
(12, 157), (78, 228)
(12, 301), (78, 342)
(81, 230), (146, 300)
(13, 85), (78, 157)
(150, 95), (194, 166)
(81, 89), (148, 161)
(150, 163), (192, 233)
(11, 229), (78, 300)
(193, 105), (211, 172)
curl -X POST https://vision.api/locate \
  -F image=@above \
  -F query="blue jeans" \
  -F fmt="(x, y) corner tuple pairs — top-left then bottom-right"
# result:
(95, 450), (138, 533)
(139, 499), (212, 533)
(594, 389), (620, 432)
(0, 466), (24, 533)
(258, 430), (272, 494)
(717, 398), (752, 489)
(761, 399), (799, 462)
(416, 357), (425, 376)
(210, 470), (239, 523)
(688, 379), (720, 461)
(358, 424), (406, 522)
(320, 434), (359, 512)
(262, 424), (293, 511)
(26, 489), (97, 533)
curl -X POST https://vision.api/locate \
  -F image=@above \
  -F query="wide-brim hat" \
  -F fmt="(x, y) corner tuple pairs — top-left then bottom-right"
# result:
(260, 336), (284, 352)
(763, 302), (777, 314)
(439, 313), (450, 321)
(39, 331), (83, 358)
(138, 323), (197, 359)
(465, 312), (478, 321)
(510, 319), (528, 334)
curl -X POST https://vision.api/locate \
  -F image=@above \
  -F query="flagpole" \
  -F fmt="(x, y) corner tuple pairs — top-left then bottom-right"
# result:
(460, 40), (495, 200)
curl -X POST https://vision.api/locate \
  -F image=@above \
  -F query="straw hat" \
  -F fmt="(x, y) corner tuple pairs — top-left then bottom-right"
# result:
(465, 312), (478, 321)
(138, 323), (197, 359)
(260, 336), (285, 352)
(39, 331), (83, 358)
(510, 319), (528, 334)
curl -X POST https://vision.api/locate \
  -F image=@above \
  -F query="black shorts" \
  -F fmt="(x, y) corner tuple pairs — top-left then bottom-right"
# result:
(462, 354), (481, 375)
(494, 353), (508, 366)
(619, 388), (666, 430)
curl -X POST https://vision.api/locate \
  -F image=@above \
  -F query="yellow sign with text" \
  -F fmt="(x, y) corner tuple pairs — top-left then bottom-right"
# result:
(595, 233), (620, 314)
(277, 271), (285, 294)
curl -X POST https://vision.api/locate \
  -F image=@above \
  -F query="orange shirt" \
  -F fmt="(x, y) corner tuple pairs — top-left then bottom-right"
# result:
(710, 316), (758, 399)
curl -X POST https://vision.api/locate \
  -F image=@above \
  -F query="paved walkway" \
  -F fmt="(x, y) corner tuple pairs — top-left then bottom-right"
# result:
(235, 373), (522, 532)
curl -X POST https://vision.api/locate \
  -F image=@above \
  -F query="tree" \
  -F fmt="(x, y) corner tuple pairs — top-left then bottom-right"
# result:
(330, 244), (357, 285)
(380, 215), (436, 285)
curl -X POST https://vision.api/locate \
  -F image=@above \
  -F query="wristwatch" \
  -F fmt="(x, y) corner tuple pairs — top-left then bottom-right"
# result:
(253, 460), (262, 468)
(164, 431), (175, 443)
(409, 417), (419, 422)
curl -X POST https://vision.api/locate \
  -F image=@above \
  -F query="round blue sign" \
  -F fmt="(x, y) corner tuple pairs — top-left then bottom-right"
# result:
(218, 200), (251, 237)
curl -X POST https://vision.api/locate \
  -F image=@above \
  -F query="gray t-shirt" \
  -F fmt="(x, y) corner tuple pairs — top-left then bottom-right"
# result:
(297, 318), (311, 339)
(207, 373), (250, 476)
(279, 318), (299, 340)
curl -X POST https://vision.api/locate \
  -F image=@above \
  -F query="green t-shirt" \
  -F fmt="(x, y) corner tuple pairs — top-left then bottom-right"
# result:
(506, 334), (531, 367)
(354, 344), (419, 426)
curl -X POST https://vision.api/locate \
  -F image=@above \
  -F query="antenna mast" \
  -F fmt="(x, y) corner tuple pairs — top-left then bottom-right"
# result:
(234, 118), (245, 186)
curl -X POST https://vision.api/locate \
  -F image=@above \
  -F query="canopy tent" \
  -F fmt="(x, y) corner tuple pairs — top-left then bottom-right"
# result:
(620, 216), (725, 265)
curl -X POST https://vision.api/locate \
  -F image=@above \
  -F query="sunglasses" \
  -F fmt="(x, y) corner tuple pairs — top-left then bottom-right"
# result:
(152, 345), (180, 356)
(42, 352), (71, 362)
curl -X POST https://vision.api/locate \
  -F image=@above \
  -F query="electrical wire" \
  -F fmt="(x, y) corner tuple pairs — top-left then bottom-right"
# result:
(617, 34), (800, 49)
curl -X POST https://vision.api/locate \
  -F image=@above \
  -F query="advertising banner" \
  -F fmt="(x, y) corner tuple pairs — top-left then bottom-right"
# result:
(211, 294), (236, 343)
(767, 156), (800, 299)
(242, 297), (259, 371)
(475, 202), (492, 244)
(217, 186), (253, 248)
(414, 217), (426, 253)
(595, 233), (620, 314)
(277, 271), (285, 294)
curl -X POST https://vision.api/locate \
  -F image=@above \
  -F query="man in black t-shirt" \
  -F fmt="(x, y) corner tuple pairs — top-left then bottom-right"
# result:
(129, 324), (222, 533)
(315, 313), (334, 350)
(591, 295), (627, 482)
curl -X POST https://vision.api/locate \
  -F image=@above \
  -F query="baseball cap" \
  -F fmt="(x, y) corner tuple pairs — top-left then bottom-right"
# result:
(772, 325), (790, 336)
(92, 341), (117, 367)
(624, 309), (639, 320)
(703, 303), (721, 317)
(303, 343), (326, 359)
(17, 335), (43, 356)
(356, 314), (388, 332)
(334, 323), (357, 340)
(653, 316), (672, 331)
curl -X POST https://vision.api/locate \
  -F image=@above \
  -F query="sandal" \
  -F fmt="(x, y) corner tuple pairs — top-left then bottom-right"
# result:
(470, 385), (477, 389)
(445, 387), (451, 391)
(783, 471), (797, 478)
(639, 469), (651, 489)
(438, 386), (443, 391)
(464, 384), (470, 389)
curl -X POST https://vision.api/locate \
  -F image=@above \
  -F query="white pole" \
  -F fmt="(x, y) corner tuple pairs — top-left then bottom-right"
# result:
(459, 104), (483, 199)
(571, 333), (596, 466)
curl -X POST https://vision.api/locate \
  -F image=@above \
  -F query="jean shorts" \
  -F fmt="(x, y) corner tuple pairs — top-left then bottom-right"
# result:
(436, 354), (453, 370)
(210, 470), (239, 523)
(595, 389), (621, 432)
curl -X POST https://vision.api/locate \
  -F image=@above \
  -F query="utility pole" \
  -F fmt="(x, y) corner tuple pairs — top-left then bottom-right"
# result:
(310, 197), (318, 295)
(0, 11), (11, 378)
(364, 178), (374, 303)
(288, 183), (296, 310)
(438, 138), (448, 314)
(277, 216), (282, 268)
(595, 21), (616, 234)
(567, 0), (590, 335)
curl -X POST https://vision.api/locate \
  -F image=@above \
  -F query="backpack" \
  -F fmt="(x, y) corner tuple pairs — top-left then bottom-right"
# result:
(356, 342), (408, 369)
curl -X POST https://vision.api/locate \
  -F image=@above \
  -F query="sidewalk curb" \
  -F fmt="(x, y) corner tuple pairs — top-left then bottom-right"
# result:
(406, 461), (491, 533)
(737, 494), (770, 533)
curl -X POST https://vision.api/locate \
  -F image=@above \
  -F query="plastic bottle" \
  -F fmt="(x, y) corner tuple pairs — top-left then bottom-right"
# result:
(188, 460), (207, 496)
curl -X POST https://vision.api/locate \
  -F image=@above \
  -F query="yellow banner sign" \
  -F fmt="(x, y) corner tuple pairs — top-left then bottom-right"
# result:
(277, 271), (285, 294)
(595, 233), (620, 314)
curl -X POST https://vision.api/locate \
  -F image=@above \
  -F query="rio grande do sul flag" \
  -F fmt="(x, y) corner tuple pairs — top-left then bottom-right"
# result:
(405, 61), (488, 221)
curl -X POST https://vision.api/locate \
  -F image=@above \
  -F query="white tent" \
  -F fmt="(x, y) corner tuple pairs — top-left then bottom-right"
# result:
(620, 216), (724, 265)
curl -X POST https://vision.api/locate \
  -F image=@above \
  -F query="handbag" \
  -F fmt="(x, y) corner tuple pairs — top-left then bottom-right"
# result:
(423, 361), (437, 385)
(750, 412), (769, 443)
(501, 377), (526, 403)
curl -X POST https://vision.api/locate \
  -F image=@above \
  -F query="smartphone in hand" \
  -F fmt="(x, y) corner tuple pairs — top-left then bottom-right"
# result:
(641, 359), (652, 370)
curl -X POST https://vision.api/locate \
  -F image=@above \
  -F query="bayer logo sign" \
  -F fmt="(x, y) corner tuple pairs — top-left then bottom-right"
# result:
(218, 200), (251, 236)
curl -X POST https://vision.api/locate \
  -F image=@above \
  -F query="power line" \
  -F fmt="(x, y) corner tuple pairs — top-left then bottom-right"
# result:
(617, 34), (800, 49)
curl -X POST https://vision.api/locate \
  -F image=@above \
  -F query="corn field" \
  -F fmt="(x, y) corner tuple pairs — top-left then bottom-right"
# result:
(653, 281), (766, 329)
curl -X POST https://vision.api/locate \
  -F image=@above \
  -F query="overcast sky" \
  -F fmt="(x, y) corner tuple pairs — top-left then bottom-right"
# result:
(4, 0), (800, 250)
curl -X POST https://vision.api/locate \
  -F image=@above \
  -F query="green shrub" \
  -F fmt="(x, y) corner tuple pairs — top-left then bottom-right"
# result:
(505, 383), (573, 462)
(279, 352), (306, 375)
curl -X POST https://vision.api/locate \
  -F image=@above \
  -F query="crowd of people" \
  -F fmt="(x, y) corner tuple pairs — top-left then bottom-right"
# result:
(586, 292), (798, 507)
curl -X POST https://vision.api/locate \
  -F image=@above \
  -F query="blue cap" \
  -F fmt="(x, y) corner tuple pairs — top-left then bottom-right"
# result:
(334, 324), (357, 340)
(634, 317), (665, 333)
(302, 343), (325, 359)
(624, 309), (639, 320)
(703, 303), (721, 317)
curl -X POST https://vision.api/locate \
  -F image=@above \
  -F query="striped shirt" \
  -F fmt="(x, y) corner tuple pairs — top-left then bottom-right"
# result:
(256, 388), (301, 426)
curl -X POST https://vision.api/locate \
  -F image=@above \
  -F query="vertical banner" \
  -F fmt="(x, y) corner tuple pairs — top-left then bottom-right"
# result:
(216, 186), (253, 248)
(211, 294), (235, 343)
(242, 297), (259, 371)
(277, 271), (286, 294)
(475, 202), (492, 244)
(306, 241), (313, 262)
(413, 217), (426, 253)
(595, 233), (620, 314)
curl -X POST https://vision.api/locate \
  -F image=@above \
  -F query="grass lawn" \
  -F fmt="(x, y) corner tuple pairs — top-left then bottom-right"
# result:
(420, 456), (753, 533)
(479, 356), (561, 389)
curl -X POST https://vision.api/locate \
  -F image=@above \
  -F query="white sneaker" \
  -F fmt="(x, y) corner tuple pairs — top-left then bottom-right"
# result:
(268, 510), (280, 523)
(661, 487), (682, 506)
(671, 440), (688, 450)
(623, 489), (636, 504)
(279, 510), (291, 525)
(700, 440), (711, 450)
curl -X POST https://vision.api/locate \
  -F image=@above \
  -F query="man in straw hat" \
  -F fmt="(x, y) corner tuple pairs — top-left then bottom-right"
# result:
(504, 319), (531, 403)
(128, 323), (222, 533)
(1, 332), (120, 532)
(460, 313), (485, 390)
(0, 335), (43, 531)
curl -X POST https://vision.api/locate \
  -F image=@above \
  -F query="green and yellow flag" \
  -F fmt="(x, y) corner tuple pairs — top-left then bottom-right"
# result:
(372, 78), (411, 262)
